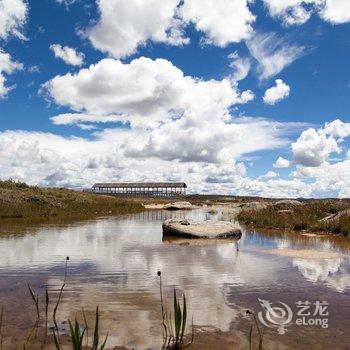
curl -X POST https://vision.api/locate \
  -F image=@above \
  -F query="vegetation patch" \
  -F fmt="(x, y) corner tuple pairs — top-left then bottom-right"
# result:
(0, 180), (144, 219)
(237, 200), (350, 236)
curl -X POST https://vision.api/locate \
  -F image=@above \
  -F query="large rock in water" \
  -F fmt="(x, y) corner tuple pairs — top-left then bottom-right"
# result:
(163, 201), (193, 210)
(162, 219), (242, 239)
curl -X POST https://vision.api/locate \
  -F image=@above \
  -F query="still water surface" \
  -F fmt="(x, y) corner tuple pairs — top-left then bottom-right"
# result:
(0, 209), (349, 349)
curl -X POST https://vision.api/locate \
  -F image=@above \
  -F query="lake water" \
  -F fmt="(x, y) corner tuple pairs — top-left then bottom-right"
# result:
(0, 209), (349, 349)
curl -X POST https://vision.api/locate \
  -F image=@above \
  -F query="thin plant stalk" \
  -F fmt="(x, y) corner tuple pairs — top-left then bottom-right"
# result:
(45, 288), (49, 335)
(53, 257), (69, 331)
(23, 319), (39, 349)
(82, 308), (89, 349)
(158, 271), (168, 345)
(53, 329), (62, 350)
(28, 284), (40, 319)
(0, 306), (3, 350)
(247, 310), (264, 350)
(92, 306), (108, 350)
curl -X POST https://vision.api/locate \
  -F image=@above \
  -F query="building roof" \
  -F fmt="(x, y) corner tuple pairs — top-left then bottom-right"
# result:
(92, 182), (187, 188)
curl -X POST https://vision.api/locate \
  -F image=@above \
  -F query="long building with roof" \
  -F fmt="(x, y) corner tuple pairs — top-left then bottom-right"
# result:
(91, 182), (187, 197)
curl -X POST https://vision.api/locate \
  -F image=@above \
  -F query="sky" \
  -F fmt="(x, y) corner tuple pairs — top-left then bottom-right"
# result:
(0, 0), (350, 198)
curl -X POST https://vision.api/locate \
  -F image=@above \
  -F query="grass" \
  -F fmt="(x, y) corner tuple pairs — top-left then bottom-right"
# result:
(0, 180), (144, 219)
(1, 261), (267, 349)
(0, 306), (3, 349)
(158, 271), (194, 350)
(246, 310), (264, 350)
(53, 307), (108, 350)
(237, 199), (350, 236)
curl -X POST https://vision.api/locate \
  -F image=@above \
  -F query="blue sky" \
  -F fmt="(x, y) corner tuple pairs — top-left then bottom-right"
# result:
(0, 0), (350, 197)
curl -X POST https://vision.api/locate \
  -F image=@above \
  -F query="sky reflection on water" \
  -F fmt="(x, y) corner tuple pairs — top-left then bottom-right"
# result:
(0, 209), (349, 349)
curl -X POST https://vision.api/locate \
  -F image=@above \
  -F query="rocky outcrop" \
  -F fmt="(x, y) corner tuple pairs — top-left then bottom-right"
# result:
(163, 201), (193, 210)
(162, 219), (242, 239)
(320, 208), (350, 222)
(275, 200), (303, 206)
(240, 202), (268, 211)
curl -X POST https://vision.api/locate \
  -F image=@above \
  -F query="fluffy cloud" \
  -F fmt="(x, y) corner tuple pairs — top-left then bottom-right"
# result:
(50, 44), (85, 66)
(42, 57), (304, 164)
(246, 32), (305, 80)
(263, 0), (350, 25)
(22, 51), (338, 198)
(0, 0), (27, 97)
(321, 0), (350, 24)
(323, 119), (350, 139)
(2, 123), (350, 198)
(274, 156), (290, 168)
(0, 49), (23, 98)
(44, 56), (254, 126)
(20, 56), (323, 196)
(180, 0), (255, 46)
(259, 170), (279, 179)
(0, 128), (313, 197)
(85, 0), (255, 59)
(263, 79), (290, 105)
(274, 119), (350, 179)
(85, 0), (187, 59)
(0, 0), (28, 40)
(269, 120), (350, 197)
(292, 127), (340, 167)
(287, 120), (350, 168)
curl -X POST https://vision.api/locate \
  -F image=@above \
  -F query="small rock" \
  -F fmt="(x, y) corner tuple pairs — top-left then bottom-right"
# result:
(164, 201), (193, 210)
(208, 209), (218, 214)
(180, 219), (190, 226)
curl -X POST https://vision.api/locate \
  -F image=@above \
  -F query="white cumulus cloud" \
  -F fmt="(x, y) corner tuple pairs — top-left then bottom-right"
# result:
(44, 57), (254, 126)
(180, 0), (255, 47)
(85, 0), (188, 59)
(274, 156), (291, 168)
(43, 57), (296, 164)
(263, 0), (350, 26)
(263, 79), (290, 105)
(50, 44), (85, 66)
(85, 0), (255, 59)
(322, 119), (350, 139)
(0, 0), (28, 40)
(275, 120), (350, 170)
(0, 49), (23, 98)
(292, 127), (341, 167)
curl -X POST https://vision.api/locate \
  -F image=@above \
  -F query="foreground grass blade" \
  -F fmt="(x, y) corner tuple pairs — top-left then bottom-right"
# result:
(180, 294), (187, 344)
(0, 305), (3, 350)
(28, 284), (40, 319)
(53, 330), (62, 350)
